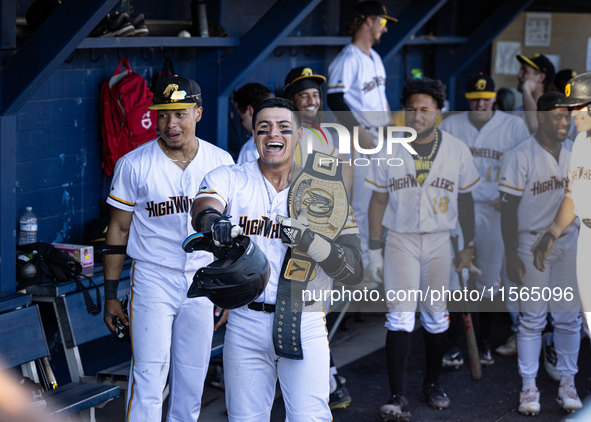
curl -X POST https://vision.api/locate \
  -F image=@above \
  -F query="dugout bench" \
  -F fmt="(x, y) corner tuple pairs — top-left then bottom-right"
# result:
(26, 262), (225, 393)
(0, 292), (120, 421)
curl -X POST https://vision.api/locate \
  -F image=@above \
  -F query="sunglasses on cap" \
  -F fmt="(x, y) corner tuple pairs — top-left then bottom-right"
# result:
(370, 16), (387, 27)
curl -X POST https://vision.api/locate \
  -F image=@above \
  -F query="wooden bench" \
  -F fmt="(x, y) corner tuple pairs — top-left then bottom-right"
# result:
(28, 263), (225, 391)
(0, 300), (119, 422)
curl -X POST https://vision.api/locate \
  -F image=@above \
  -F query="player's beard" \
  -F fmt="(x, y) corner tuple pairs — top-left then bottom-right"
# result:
(415, 122), (437, 141)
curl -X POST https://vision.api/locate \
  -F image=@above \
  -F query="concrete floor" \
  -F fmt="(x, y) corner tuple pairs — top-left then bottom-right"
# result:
(91, 311), (591, 422)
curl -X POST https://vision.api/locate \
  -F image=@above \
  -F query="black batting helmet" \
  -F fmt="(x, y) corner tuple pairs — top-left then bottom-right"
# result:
(556, 72), (591, 108)
(187, 235), (270, 309)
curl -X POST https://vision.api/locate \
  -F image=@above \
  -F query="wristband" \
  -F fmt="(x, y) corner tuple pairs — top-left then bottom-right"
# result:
(548, 222), (562, 239)
(102, 244), (127, 255)
(369, 239), (381, 250)
(104, 278), (120, 301)
(193, 208), (222, 231)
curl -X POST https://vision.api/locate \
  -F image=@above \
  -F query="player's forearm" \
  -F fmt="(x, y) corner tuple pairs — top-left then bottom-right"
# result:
(550, 196), (576, 236)
(316, 234), (364, 285)
(522, 91), (538, 133)
(104, 207), (131, 283)
(500, 192), (521, 255)
(368, 192), (388, 243)
(103, 222), (129, 299)
(191, 197), (225, 232)
(457, 192), (475, 248)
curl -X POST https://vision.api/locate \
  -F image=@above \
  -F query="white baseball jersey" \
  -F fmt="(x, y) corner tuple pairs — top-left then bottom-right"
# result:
(235, 127), (338, 167)
(570, 132), (591, 219)
(236, 136), (258, 164)
(196, 159), (357, 421)
(365, 130), (481, 233)
(107, 137), (234, 272)
(499, 136), (578, 234)
(327, 43), (391, 128)
(107, 136), (233, 422)
(439, 111), (529, 203)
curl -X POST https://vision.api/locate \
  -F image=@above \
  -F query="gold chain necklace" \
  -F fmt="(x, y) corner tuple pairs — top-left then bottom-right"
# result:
(160, 138), (198, 170)
(540, 142), (560, 158)
(257, 161), (296, 214)
(415, 129), (440, 161)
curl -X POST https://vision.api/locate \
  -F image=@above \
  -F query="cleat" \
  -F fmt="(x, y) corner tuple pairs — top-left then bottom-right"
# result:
(379, 394), (410, 421)
(519, 388), (540, 415)
(129, 13), (149, 37)
(542, 333), (560, 382)
(422, 382), (450, 410)
(495, 333), (517, 356)
(442, 346), (464, 369)
(557, 383), (582, 413)
(329, 385), (351, 409)
(479, 340), (495, 366)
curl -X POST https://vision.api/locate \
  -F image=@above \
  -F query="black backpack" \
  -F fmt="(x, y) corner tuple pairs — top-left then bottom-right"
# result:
(17, 242), (101, 314)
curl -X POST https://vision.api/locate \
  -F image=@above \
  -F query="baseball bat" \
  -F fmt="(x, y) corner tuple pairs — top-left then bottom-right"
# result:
(451, 235), (482, 381)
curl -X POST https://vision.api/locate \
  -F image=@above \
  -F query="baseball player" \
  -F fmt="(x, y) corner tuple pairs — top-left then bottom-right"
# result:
(233, 83), (274, 165)
(283, 65), (353, 408)
(327, 0), (396, 273)
(439, 74), (529, 365)
(102, 76), (234, 422)
(499, 91), (582, 415)
(366, 78), (481, 421)
(515, 53), (556, 133)
(191, 98), (364, 421)
(534, 72), (591, 333)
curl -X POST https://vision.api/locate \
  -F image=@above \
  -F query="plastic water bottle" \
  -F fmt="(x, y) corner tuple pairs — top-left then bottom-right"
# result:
(19, 207), (38, 245)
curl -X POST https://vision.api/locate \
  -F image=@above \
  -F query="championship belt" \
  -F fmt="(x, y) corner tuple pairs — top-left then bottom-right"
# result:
(272, 152), (347, 360)
(288, 151), (348, 242)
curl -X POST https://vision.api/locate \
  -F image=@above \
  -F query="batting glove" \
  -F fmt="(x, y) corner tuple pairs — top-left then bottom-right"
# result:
(368, 248), (384, 283)
(276, 208), (331, 262)
(211, 216), (243, 247)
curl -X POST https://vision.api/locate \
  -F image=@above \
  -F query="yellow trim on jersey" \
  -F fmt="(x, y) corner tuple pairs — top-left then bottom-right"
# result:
(327, 85), (345, 89)
(127, 262), (137, 421)
(459, 176), (481, 190)
(109, 193), (135, 207)
(365, 178), (387, 188)
(498, 182), (525, 191)
(196, 189), (228, 209)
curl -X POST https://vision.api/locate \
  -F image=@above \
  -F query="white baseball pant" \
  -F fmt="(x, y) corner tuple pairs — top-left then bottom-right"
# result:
(383, 231), (451, 334)
(516, 231), (581, 378)
(223, 308), (331, 422)
(126, 261), (213, 422)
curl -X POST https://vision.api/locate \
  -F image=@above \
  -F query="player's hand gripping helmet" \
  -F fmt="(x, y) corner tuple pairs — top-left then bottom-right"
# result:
(187, 234), (270, 309)
(557, 72), (591, 112)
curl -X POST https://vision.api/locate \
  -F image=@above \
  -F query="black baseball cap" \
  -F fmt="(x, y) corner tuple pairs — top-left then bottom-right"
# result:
(465, 74), (496, 100)
(554, 69), (577, 90)
(283, 66), (326, 98)
(556, 72), (591, 108)
(354, 1), (398, 22)
(537, 91), (567, 111)
(149, 76), (202, 110)
(516, 54), (556, 81)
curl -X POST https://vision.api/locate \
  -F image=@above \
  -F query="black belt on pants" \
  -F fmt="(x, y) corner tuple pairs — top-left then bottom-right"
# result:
(529, 231), (567, 238)
(248, 301), (315, 313)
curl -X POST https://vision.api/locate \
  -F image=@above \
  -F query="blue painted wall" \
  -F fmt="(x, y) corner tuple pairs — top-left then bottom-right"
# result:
(12, 0), (489, 247)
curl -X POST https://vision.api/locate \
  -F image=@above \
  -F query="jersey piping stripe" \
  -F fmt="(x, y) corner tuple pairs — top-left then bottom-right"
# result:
(109, 193), (135, 207)
(327, 85), (345, 89)
(498, 182), (525, 191)
(365, 178), (387, 188)
(126, 262), (137, 421)
(459, 176), (481, 190)
(196, 190), (229, 211)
